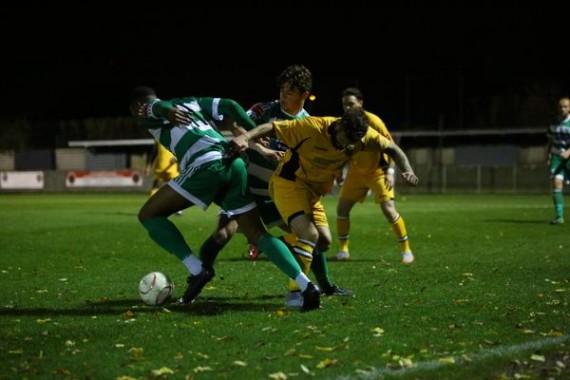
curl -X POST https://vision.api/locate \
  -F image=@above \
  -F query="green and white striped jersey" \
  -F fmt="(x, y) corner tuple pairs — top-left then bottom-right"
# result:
(139, 97), (232, 173)
(548, 115), (570, 156)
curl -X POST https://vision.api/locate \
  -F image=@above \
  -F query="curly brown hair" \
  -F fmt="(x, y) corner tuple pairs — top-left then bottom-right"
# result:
(276, 65), (313, 93)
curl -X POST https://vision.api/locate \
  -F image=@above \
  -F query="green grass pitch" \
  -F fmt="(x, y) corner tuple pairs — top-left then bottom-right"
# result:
(0, 193), (568, 379)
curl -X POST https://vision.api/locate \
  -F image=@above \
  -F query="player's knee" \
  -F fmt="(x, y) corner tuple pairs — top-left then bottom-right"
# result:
(212, 228), (233, 245)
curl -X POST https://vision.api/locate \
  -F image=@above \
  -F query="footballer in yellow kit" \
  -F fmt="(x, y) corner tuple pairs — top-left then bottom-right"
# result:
(341, 110), (394, 202)
(268, 114), (394, 277)
(228, 108), (418, 297)
(336, 87), (414, 263)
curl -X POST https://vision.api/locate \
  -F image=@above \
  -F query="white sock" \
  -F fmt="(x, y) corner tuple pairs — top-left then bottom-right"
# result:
(295, 273), (311, 292)
(182, 255), (203, 275)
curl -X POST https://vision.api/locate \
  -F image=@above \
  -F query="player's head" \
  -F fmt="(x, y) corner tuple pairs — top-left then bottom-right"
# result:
(558, 96), (570, 119)
(276, 65), (312, 114)
(330, 107), (369, 149)
(129, 86), (157, 117)
(341, 87), (364, 113)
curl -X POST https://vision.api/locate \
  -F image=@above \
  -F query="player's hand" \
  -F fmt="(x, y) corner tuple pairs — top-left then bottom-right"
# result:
(228, 135), (249, 155)
(166, 108), (192, 125)
(402, 172), (419, 187)
(256, 145), (284, 162)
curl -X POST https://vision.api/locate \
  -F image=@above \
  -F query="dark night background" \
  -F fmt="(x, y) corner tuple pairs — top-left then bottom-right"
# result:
(1, 7), (568, 148)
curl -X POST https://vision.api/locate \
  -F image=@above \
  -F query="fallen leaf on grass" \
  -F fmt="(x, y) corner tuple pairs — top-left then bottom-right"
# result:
(122, 311), (135, 319)
(233, 361), (247, 367)
(151, 366), (174, 376)
(36, 318), (52, 324)
(192, 366), (212, 373)
(530, 354), (545, 362)
(315, 346), (334, 352)
(285, 348), (296, 356)
(371, 327), (384, 337)
(116, 376), (137, 380)
(268, 372), (287, 379)
(300, 364), (311, 374)
(438, 357), (455, 364)
(316, 358), (339, 368)
(128, 347), (144, 357)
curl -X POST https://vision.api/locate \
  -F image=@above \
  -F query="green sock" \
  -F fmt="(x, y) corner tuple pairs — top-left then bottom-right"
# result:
(258, 234), (302, 279)
(199, 236), (225, 267)
(311, 250), (333, 289)
(142, 217), (193, 261)
(553, 189), (564, 218)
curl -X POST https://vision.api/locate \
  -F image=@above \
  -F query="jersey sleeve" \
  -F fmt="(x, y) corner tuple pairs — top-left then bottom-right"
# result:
(246, 100), (278, 124)
(272, 117), (321, 148)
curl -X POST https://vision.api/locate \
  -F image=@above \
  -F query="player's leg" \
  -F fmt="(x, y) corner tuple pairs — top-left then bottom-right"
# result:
(138, 183), (196, 265)
(372, 170), (414, 264)
(144, 161), (227, 305)
(138, 181), (214, 305)
(381, 200), (414, 264)
(199, 213), (238, 267)
(336, 198), (356, 260)
(309, 204), (354, 297)
(245, 194), (283, 260)
(550, 156), (565, 224)
(224, 159), (320, 310)
(269, 176), (322, 309)
(336, 169), (367, 260)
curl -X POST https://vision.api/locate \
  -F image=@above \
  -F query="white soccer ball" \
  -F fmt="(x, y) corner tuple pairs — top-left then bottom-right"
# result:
(138, 271), (174, 306)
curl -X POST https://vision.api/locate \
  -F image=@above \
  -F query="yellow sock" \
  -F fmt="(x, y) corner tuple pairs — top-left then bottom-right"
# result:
(337, 216), (350, 252)
(288, 239), (314, 292)
(390, 214), (411, 252)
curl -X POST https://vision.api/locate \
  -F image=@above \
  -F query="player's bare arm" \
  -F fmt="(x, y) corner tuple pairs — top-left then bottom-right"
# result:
(228, 122), (275, 154)
(384, 142), (419, 187)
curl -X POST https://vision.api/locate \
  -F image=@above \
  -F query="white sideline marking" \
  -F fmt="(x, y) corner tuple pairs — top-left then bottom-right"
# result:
(329, 335), (569, 380)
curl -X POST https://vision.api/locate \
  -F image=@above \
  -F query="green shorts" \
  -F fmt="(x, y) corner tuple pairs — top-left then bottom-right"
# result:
(252, 193), (284, 228)
(170, 158), (256, 216)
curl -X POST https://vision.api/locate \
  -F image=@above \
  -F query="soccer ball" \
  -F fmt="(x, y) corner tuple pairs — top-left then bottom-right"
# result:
(138, 271), (174, 306)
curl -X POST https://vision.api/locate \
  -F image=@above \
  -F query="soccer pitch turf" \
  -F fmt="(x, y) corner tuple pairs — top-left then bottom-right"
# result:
(0, 193), (568, 379)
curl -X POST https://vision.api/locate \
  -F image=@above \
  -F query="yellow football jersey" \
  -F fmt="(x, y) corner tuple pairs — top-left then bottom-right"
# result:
(349, 110), (393, 175)
(154, 143), (180, 177)
(272, 116), (391, 195)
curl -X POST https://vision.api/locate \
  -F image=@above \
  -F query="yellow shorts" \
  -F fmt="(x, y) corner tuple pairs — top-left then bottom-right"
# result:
(339, 167), (394, 204)
(154, 166), (180, 182)
(269, 176), (328, 227)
